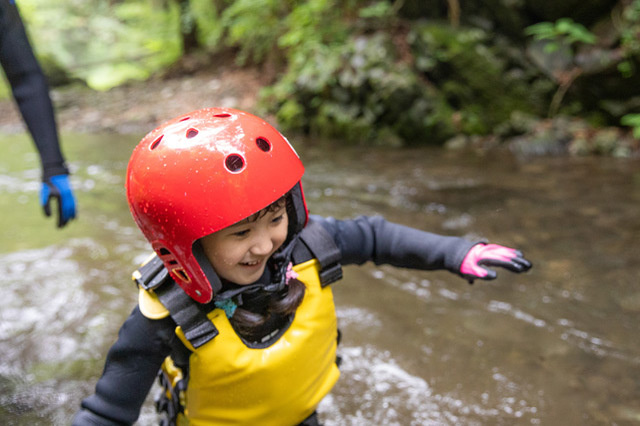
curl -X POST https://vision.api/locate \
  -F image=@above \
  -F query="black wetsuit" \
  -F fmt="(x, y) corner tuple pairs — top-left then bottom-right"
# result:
(0, 0), (68, 179)
(73, 215), (477, 425)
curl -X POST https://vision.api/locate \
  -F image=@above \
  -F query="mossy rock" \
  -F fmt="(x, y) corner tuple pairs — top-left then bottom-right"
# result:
(262, 32), (458, 145)
(409, 21), (551, 135)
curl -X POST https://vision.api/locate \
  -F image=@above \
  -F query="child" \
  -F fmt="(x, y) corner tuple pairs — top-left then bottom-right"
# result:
(72, 108), (531, 426)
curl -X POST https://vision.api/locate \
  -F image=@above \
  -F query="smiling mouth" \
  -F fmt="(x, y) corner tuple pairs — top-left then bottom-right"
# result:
(240, 260), (262, 267)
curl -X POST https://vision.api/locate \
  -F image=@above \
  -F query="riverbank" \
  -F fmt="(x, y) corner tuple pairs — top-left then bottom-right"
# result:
(1, 65), (638, 157)
(0, 65), (263, 135)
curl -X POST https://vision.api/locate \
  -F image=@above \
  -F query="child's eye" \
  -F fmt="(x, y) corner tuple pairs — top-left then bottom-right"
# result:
(272, 214), (284, 224)
(232, 229), (250, 237)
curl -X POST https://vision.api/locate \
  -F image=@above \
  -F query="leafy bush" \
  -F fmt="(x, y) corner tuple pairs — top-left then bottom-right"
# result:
(525, 18), (596, 53)
(261, 32), (455, 145)
(219, 0), (291, 65)
(621, 113), (640, 139)
(409, 22), (549, 135)
(618, 0), (640, 78)
(20, 0), (182, 91)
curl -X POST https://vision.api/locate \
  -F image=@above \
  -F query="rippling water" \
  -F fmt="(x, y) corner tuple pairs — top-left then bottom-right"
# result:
(0, 133), (638, 425)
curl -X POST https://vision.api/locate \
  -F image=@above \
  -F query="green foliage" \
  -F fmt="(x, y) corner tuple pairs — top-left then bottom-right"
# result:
(621, 113), (640, 139)
(618, 0), (640, 78)
(220, 0), (292, 65)
(279, 0), (350, 50)
(358, 1), (393, 18)
(523, 10), (639, 126)
(261, 6), (557, 145)
(358, 1), (394, 20)
(4, 1), (635, 154)
(525, 18), (596, 53)
(261, 32), (455, 145)
(621, 0), (640, 52)
(216, 0), (360, 68)
(190, 0), (223, 48)
(257, 0), (453, 145)
(410, 22), (548, 135)
(20, 0), (182, 91)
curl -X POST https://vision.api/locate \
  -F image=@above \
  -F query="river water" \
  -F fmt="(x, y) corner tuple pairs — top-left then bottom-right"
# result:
(0, 132), (638, 425)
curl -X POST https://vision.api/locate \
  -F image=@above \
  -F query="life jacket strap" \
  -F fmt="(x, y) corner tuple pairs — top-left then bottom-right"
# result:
(296, 220), (343, 287)
(155, 281), (219, 348)
(133, 255), (219, 348)
(133, 254), (168, 290)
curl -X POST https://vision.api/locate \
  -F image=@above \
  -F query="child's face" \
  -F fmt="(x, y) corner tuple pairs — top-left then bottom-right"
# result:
(200, 206), (289, 285)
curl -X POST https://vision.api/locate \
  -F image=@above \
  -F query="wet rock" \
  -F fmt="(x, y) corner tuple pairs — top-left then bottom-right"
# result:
(616, 292), (640, 312)
(610, 404), (640, 422)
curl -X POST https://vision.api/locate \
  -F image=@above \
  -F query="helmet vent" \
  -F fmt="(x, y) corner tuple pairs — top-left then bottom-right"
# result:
(256, 137), (271, 152)
(186, 128), (199, 139)
(179, 116), (191, 122)
(225, 154), (245, 173)
(214, 113), (231, 118)
(150, 135), (163, 150)
(172, 268), (191, 283)
(158, 247), (178, 265)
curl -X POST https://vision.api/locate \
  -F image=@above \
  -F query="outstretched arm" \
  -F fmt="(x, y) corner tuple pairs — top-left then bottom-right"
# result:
(312, 215), (531, 281)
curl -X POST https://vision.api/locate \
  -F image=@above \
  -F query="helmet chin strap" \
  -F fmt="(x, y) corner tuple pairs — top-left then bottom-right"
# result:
(192, 240), (223, 296)
(212, 234), (300, 303)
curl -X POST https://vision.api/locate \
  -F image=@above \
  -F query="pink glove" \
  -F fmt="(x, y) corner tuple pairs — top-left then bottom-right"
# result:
(460, 243), (532, 283)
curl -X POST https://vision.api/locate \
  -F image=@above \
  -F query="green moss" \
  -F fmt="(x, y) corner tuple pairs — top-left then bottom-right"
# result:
(410, 22), (549, 135)
(261, 32), (457, 146)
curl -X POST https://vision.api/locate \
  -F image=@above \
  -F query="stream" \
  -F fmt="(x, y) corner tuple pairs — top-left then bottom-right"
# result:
(0, 132), (638, 425)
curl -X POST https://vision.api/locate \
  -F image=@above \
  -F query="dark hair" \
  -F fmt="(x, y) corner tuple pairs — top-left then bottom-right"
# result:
(239, 195), (286, 223)
(229, 278), (306, 336)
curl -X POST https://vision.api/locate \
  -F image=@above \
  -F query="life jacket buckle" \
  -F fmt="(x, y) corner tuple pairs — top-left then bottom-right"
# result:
(319, 262), (342, 287)
(133, 254), (170, 291)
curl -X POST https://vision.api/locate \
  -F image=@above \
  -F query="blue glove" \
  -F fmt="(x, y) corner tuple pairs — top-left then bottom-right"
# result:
(40, 174), (77, 228)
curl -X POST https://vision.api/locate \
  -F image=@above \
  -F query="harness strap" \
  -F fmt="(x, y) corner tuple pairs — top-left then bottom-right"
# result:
(155, 281), (219, 348)
(133, 254), (168, 291)
(134, 255), (219, 348)
(296, 220), (343, 287)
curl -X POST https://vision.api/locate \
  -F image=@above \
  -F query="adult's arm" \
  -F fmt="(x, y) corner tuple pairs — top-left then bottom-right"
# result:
(0, 0), (68, 178)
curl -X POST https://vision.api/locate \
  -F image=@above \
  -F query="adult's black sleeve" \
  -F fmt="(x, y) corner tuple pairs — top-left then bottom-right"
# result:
(310, 214), (477, 275)
(72, 306), (177, 425)
(0, 1), (68, 178)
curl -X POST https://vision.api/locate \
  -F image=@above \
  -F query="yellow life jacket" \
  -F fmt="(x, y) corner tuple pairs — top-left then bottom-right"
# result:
(138, 259), (340, 426)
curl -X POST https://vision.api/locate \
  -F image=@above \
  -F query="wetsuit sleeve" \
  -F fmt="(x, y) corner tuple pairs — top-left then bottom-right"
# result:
(72, 306), (177, 426)
(310, 214), (477, 275)
(0, 1), (68, 179)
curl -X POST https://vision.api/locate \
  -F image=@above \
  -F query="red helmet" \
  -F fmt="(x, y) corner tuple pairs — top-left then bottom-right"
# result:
(126, 108), (308, 303)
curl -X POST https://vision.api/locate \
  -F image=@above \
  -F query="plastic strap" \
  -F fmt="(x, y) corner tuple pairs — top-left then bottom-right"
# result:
(133, 255), (169, 290)
(134, 254), (219, 348)
(155, 281), (219, 348)
(297, 220), (343, 287)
